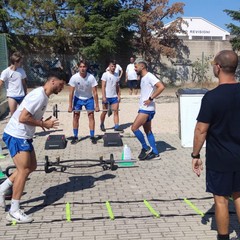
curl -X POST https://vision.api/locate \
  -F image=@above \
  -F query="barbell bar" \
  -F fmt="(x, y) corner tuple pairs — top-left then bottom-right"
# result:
(47, 104), (120, 118)
(4, 154), (136, 176)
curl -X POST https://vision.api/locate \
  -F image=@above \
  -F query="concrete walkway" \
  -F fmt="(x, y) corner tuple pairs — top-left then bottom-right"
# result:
(0, 87), (238, 240)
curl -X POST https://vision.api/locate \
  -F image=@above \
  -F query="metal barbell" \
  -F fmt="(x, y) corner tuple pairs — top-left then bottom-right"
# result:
(47, 104), (120, 118)
(4, 154), (136, 176)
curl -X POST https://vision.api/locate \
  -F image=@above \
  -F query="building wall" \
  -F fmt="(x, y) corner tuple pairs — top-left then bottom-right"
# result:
(185, 40), (232, 60)
(160, 39), (234, 84)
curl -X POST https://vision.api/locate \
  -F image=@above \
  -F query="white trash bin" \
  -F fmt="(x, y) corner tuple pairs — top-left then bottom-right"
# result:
(177, 88), (208, 148)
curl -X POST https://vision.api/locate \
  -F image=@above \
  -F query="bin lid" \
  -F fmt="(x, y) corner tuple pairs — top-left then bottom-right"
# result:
(177, 88), (208, 95)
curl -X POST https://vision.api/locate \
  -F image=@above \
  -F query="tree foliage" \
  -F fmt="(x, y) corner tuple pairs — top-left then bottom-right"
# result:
(224, 9), (240, 51)
(123, 0), (187, 73)
(0, 0), (186, 69)
(1, 0), (138, 61)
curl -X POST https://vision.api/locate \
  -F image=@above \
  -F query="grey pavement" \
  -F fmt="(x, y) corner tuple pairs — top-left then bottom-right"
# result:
(0, 88), (238, 240)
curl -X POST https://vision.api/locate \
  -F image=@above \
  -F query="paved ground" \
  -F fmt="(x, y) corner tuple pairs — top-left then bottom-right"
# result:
(0, 87), (239, 240)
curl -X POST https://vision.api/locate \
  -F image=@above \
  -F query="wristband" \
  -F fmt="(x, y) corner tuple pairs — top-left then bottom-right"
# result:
(149, 97), (153, 101)
(191, 152), (200, 159)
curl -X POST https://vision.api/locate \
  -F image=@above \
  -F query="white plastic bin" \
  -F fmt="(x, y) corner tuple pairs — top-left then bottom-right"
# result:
(177, 88), (208, 148)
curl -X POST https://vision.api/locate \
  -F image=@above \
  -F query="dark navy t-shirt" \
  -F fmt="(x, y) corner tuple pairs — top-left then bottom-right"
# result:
(197, 83), (240, 172)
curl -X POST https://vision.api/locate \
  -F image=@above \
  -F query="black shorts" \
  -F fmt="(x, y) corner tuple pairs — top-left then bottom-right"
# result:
(206, 169), (240, 196)
(127, 80), (138, 89)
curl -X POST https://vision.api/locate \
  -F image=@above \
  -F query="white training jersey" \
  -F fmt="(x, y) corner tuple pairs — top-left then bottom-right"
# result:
(139, 72), (159, 111)
(4, 87), (49, 139)
(106, 64), (122, 76)
(68, 72), (98, 99)
(101, 71), (119, 98)
(0, 67), (26, 97)
(126, 63), (137, 80)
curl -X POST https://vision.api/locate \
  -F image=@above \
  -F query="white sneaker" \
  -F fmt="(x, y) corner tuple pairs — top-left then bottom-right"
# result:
(6, 209), (33, 223)
(0, 192), (5, 208)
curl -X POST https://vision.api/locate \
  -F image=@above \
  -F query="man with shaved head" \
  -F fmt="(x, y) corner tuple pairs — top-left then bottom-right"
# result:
(192, 50), (239, 240)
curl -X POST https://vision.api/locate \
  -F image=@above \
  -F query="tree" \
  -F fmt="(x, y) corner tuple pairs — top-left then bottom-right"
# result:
(123, 0), (187, 74)
(2, 0), (137, 63)
(224, 9), (240, 51)
(2, 0), (85, 53)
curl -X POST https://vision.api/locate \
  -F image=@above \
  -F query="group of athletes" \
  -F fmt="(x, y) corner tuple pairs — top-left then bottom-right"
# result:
(0, 50), (240, 240)
(0, 52), (164, 223)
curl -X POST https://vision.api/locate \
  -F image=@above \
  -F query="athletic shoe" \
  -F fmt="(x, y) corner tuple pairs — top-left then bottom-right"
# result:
(90, 137), (97, 144)
(71, 137), (78, 145)
(0, 192), (5, 208)
(138, 146), (152, 160)
(114, 127), (124, 133)
(6, 209), (33, 223)
(145, 151), (161, 160)
(100, 124), (106, 132)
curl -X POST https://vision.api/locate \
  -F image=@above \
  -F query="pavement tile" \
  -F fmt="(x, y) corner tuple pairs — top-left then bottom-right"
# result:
(0, 89), (237, 240)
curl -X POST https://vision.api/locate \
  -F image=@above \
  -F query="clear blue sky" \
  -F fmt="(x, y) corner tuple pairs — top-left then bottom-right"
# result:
(167, 0), (239, 31)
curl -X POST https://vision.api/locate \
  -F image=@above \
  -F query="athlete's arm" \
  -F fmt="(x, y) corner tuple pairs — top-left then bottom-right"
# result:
(101, 80), (107, 102)
(119, 68), (123, 79)
(192, 121), (209, 176)
(92, 86), (99, 111)
(68, 86), (75, 112)
(0, 79), (4, 89)
(144, 81), (165, 106)
(22, 78), (28, 95)
(19, 108), (59, 129)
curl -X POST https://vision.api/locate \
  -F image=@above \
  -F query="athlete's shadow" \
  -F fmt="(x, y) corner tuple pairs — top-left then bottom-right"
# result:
(34, 129), (63, 137)
(155, 140), (176, 153)
(22, 174), (116, 215)
(203, 202), (239, 237)
(119, 122), (132, 131)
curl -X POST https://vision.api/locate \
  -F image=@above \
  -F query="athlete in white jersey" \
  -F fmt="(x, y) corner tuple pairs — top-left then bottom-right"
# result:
(68, 60), (99, 144)
(0, 52), (27, 115)
(125, 57), (138, 95)
(131, 59), (165, 160)
(106, 60), (123, 79)
(100, 60), (122, 132)
(0, 68), (66, 223)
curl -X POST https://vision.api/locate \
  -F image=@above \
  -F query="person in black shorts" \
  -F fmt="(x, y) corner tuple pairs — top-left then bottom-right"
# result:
(192, 50), (240, 240)
(125, 57), (138, 95)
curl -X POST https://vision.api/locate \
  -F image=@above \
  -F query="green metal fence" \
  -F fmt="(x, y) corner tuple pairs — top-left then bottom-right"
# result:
(0, 34), (8, 102)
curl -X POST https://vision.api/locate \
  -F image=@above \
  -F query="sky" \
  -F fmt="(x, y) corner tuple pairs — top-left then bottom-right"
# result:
(167, 0), (239, 31)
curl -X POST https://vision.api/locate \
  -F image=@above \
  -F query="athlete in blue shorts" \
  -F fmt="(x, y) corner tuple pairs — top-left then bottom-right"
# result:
(131, 59), (165, 160)
(0, 68), (66, 223)
(68, 60), (99, 144)
(100, 60), (122, 132)
(0, 52), (27, 115)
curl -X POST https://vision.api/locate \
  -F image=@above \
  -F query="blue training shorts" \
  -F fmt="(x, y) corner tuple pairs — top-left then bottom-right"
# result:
(206, 169), (240, 196)
(2, 132), (34, 158)
(102, 97), (119, 105)
(8, 96), (25, 104)
(73, 96), (94, 111)
(138, 109), (155, 122)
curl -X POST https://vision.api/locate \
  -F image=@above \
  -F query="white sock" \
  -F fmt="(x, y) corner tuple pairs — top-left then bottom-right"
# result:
(10, 199), (20, 213)
(0, 178), (13, 194)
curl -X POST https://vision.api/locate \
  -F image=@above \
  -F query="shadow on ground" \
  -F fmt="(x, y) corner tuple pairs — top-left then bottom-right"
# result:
(156, 140), (177, 153)
(21, 174), (116, 215)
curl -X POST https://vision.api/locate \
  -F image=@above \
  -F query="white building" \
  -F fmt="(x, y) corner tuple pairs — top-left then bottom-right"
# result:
(165, 17), (230, 41)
